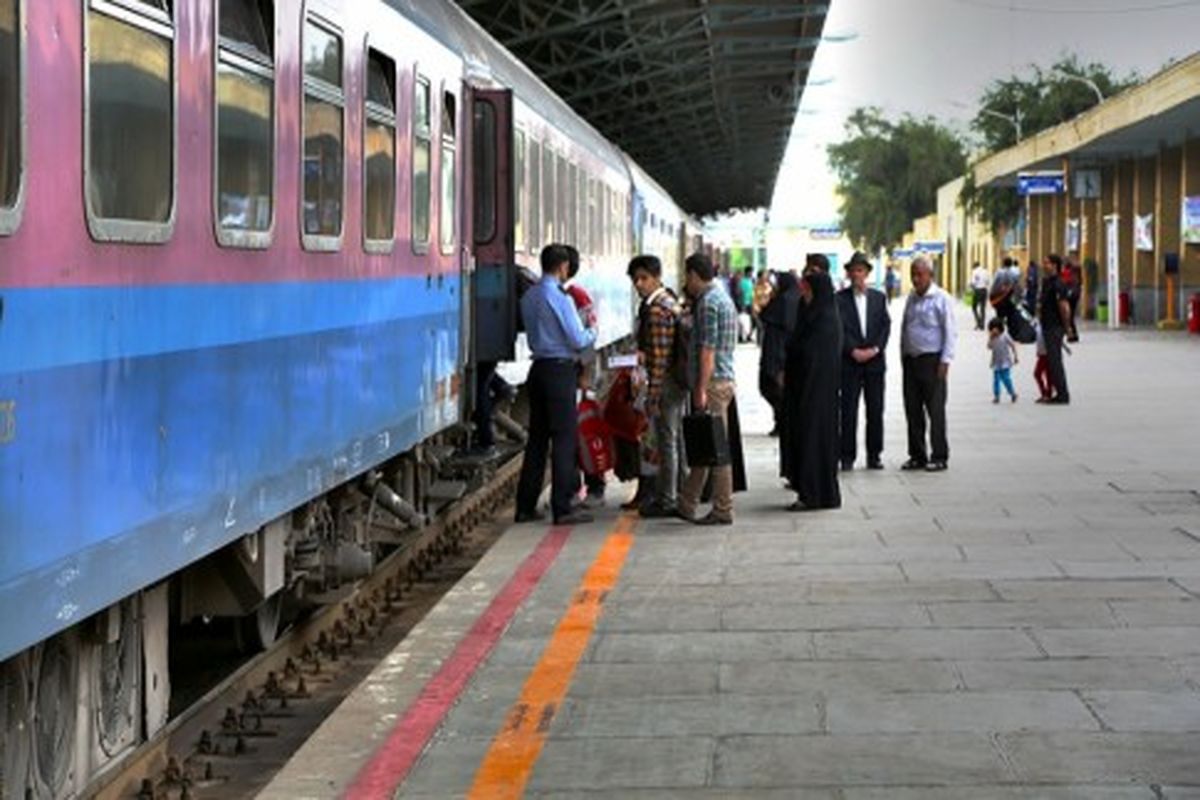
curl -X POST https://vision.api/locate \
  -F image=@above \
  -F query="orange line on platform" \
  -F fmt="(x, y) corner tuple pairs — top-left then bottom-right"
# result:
(467, 514), (637, 799)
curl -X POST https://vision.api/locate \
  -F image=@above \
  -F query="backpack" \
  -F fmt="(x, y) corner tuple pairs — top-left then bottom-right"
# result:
(669, 301), (692, 389)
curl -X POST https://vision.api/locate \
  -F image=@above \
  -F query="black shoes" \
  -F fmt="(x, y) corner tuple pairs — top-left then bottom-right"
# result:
(900, 458), (927, 471)
(867, 458), (884, 470)
(925, 460), (948, 472)
(840, 460), (854, 472)
(554, 511), (594, 526)
(514, 510), (545, 523)
(639, 503), (678, 519)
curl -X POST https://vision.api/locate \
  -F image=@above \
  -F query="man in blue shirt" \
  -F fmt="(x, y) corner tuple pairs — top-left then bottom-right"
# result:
(515, 244), (598, 525)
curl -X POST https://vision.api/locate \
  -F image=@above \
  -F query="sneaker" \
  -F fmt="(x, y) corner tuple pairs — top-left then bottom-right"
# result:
(693, 511), (733, 526)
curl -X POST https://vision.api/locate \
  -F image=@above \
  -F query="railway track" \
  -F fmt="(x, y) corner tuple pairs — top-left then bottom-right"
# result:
(88, 454), (524, 800)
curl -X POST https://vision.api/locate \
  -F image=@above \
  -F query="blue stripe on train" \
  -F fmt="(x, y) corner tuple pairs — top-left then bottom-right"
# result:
(0, 277), (460, 374)
(0, 281), (461, 660)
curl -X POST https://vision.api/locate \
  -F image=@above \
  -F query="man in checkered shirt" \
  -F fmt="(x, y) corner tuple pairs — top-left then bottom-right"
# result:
(678, 253), (739, 526)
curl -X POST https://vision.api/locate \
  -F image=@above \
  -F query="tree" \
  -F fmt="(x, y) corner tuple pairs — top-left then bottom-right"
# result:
(827, 108), (966, 252)
(962, 55), (1139, 232)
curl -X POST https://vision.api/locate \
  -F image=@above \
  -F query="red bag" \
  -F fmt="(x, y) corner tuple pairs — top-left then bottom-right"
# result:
(602, 369), (648, 442)
(577, 398), (613, 475)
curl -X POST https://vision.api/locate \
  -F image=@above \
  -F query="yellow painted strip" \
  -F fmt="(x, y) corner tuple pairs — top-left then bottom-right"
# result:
(467, 514), (637, 799)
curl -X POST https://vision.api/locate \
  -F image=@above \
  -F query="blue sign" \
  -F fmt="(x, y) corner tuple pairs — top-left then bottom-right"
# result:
(892, 248), (914, 258)
(1018, 171), (1066, 196)
(914, 241), (946, 255)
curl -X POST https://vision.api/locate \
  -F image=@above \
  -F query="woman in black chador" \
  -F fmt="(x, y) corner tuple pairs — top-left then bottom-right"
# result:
(782, 269), (842, 511)
(758, 270), (801, 438)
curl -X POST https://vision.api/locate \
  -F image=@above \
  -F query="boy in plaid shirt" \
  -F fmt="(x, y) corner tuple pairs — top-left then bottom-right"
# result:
(627, 255), (687, 516)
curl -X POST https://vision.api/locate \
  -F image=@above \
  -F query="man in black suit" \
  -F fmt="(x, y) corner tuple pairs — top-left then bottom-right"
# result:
(836, 252), (891, 470)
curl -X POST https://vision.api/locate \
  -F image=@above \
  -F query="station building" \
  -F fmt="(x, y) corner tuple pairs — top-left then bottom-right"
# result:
(955, 52), (1200, 329)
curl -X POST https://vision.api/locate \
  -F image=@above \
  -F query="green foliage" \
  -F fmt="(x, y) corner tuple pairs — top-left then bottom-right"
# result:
(827, 108), (966, 252)
(965, 55), (1139, 232)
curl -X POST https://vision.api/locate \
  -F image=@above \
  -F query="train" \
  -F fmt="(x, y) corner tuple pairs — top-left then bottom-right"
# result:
(0, 0), (702, 795)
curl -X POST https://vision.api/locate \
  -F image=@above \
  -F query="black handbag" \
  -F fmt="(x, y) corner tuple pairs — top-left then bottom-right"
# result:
(683, 412), (731, 468)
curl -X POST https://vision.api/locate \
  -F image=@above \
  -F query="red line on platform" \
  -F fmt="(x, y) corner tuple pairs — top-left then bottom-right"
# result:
(343, 526), (572, 800)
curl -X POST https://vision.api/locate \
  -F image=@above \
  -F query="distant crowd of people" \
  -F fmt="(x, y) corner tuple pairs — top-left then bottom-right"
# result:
(505, 244), (1081, 527)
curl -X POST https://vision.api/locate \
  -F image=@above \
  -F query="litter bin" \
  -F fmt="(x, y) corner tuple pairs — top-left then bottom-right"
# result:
(1189, 293), (1200, 335)
(1097, 300), (1109, 324)
(1118, 291), (1132, 325)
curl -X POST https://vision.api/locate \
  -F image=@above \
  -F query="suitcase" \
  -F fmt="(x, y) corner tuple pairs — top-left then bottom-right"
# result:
(683, 412), (731, 468)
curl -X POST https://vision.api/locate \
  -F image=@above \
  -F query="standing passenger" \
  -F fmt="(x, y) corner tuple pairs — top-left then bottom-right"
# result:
(970, 261), (990, 330)
(782, 270), (842, 510)
(900, 255), (957, 472)
(627, 255), (687, 517)
(836, 252), (890, 471)
(514, 245), (597, 525)
(1038, 254), (1072, 405)
(677, 254), (739, 526)
(563, 245), (606, 508)
(758, 270), (800, 438)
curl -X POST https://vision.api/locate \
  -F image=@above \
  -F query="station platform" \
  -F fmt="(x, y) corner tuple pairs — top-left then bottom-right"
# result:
(261, 309), (1200, 799)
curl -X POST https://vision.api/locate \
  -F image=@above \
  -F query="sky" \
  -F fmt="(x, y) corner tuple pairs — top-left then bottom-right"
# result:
(769, 0), (1200, 227)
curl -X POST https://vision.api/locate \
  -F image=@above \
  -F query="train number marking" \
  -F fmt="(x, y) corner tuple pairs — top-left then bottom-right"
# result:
(377, 431), (391, 453)
(0, 400), (14, 444)
(224, 497), (237, 529)
(182, 526), (198, 546)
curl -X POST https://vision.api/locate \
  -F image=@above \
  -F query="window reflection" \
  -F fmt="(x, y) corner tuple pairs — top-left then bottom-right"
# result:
(87, 8), (173, 223)
(303, 99), (342, 236)
(0, 0), (18, 210)
(217, 63), (272, 232)
(365, 121), (394, 241)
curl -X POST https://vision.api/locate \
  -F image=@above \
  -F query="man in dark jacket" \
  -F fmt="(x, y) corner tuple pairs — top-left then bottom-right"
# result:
(836, 252), (890, 470)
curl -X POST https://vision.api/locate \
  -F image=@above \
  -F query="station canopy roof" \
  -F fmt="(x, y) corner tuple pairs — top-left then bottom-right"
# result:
(455, 0), (830, 216)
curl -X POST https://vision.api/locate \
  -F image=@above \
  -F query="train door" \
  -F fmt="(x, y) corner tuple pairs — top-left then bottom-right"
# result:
(468, 87), (515, 364)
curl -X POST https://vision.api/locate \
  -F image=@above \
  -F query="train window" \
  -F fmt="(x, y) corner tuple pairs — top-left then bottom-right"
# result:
(364, 48), (395, 249)
(85, 0), (174, 241)
(528, 139), (541, 251)
(301, 17), (343, 247)
(439, 90), (456, 254)
(215, 0), (274, 247)
(541, 144), (553, 245)
(472, 99), (496, 245)
(587, 177), (596, 255)
(513, 129), (525, 253)
(576, 166), (586, 255)
(411, 75), (431, 250)
(555, 153), (566, 247)
(0, 0), (21, 232)
(566, 162), (575, 246)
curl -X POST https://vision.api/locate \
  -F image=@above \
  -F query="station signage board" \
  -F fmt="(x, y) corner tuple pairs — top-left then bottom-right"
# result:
(1017, 171), (1066, 196)
(914, 241), (946, 255)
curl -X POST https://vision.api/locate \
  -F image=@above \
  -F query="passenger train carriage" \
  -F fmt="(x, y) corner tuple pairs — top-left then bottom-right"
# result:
(0, 0), (698, 794)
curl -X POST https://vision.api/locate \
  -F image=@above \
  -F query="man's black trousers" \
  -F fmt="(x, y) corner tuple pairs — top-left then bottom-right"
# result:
(1044, 324), (1070, 401)
(902, 353), (948, 463)
(516, 359), (578, 520)
(840, 363), (885, 464)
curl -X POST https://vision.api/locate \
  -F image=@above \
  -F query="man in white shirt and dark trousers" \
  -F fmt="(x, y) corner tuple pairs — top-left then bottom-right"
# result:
(836, 252), (890, 471)
(900, 256), (957, 472)
(970, 262), (990, 330)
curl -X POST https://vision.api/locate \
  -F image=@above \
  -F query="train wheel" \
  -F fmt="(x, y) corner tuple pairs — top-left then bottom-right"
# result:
(94, 599), (140, 759)
(31, 635), (79, 797)
(1, 653), (34, 798)
(234, 593), (283, 653)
